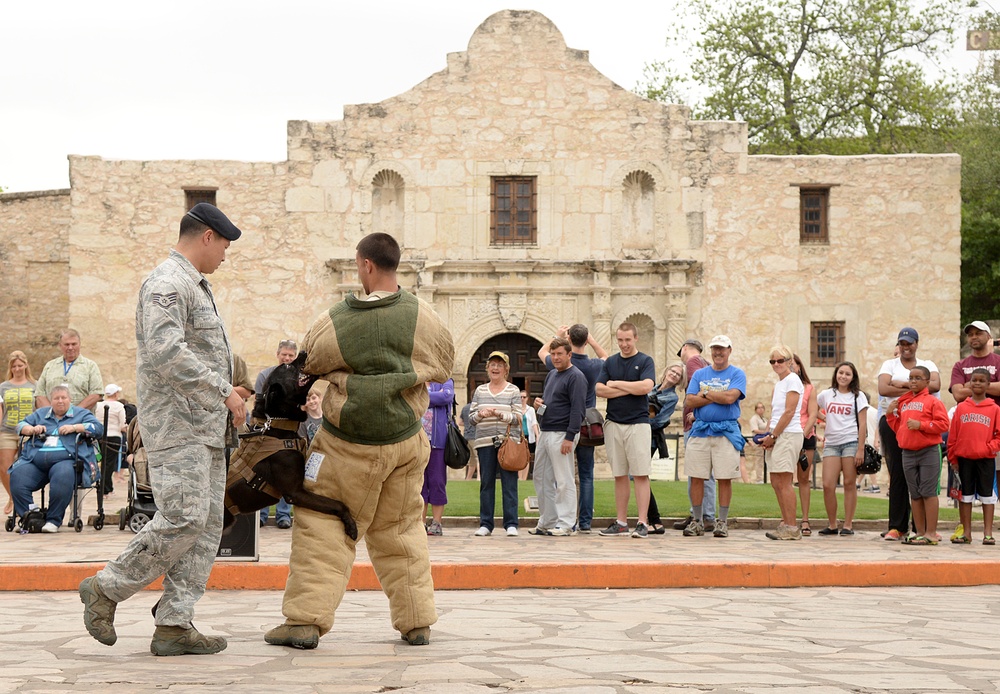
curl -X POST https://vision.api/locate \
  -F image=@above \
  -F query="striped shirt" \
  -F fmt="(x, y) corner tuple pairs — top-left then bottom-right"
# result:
(470, 382), (522, 449)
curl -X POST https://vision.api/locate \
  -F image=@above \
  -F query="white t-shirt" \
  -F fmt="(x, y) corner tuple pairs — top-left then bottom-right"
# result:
(817, 389), (870, 446)
(877, 357), (940, 409)
(769, 373), (804, 433)
(94, 399), (127, 438)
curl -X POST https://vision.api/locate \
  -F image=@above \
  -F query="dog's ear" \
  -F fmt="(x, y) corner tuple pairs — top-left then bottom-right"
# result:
(294, 350), (307, 369)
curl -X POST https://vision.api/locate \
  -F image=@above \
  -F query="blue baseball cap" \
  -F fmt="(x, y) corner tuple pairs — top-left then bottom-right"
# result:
(897, 327), (919, 344)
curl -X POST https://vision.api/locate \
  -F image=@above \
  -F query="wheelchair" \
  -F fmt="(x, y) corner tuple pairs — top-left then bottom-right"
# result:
(4, 431), (106, 533)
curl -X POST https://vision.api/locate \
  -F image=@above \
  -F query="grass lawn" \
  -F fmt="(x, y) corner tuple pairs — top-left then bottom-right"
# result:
(438, 479), (960, 521)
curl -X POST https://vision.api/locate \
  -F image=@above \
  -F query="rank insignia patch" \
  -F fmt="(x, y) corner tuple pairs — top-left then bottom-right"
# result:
(151, 292), (179, 308)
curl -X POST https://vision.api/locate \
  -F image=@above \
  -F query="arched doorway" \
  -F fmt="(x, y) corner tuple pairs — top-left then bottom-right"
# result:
(467, 333), (546, 402)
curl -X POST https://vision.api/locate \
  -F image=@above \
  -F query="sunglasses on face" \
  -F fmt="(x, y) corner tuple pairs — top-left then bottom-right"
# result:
(769, 358), (787, 365)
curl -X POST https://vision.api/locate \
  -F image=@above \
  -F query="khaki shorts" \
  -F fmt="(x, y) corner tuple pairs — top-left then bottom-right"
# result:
(765, 433), (805, 474)
(604, 421), (652, 477)
(0, 432), (18, 451)
(685, 435), (741, 480)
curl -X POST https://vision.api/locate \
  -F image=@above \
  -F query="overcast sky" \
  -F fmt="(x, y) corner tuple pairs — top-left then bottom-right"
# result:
(1, 0), (983, 193)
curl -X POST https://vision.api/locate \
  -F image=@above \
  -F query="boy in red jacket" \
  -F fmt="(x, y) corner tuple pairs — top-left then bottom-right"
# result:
(946, 368), (1000, 544)
(886, 366), (950, 545)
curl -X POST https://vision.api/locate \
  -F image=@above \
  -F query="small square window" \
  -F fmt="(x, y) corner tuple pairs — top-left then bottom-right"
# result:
(185, 188), (217, 210)
(811, 321), (845, 367)
(490, 177), (536, 245)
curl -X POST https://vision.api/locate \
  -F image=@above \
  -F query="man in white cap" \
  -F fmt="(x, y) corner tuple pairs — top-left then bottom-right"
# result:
(682, 335), (746, 538)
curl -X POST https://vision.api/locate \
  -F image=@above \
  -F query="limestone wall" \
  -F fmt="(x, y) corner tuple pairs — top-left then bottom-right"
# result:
(0, 189), (71, 373)
(699, 153), (962, 414)
(0, 9), (963, 427)
(283, 10), (745, 267)
(67, 156), (296, 398)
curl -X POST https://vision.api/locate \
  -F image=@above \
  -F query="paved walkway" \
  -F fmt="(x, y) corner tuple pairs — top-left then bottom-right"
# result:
(2, 504), (997, 590)
(1, 587), (998, 692)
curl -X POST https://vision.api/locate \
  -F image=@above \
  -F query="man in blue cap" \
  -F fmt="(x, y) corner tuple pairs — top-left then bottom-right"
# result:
(80, 203), (247, 656)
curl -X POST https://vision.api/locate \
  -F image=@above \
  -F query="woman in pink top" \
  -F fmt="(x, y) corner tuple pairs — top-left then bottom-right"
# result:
(791, 354), (819, 535)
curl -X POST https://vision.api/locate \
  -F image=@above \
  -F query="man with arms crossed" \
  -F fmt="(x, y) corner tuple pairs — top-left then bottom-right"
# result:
(80, 203), (246, 655)
(675, 339), (715, 532)
(683, 335), (746, 538)
(597, 322), (656, 538)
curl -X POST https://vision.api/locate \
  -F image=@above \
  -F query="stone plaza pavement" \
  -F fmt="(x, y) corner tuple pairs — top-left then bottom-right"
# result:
(3, 496), (1000, 692)
(1, 587), (999, 693)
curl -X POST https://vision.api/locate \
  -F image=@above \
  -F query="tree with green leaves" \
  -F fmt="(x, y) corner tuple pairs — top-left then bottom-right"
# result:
(638, 0), (961, 154)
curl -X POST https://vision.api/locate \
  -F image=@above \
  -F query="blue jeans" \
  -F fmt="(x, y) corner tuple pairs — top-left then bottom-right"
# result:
(685, 430), (716, 520)
(260, 497), (292, 524)
(11, 456), (92, 527)
(477, 445), (519, 531)
(576, 444), (595, 530)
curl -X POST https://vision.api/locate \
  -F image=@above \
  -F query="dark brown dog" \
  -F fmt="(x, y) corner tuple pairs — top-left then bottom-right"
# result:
(223, 351), (357, 540)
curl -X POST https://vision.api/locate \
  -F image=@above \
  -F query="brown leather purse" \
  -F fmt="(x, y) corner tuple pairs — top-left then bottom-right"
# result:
(497, 423), (529, 472)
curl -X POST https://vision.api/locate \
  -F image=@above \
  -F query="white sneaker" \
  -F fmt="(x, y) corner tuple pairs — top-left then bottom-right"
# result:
(474, 526), (492, 537)
(506, 527), (518, 537)
(41, 522), (58, 534)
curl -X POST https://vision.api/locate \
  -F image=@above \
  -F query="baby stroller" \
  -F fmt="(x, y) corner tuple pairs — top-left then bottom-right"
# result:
(118, 417), (158, 533)
(5, 431), (106, 533)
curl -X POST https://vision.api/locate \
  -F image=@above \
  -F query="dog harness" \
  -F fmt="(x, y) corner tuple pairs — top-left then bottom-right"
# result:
(225, 417), (308, 517)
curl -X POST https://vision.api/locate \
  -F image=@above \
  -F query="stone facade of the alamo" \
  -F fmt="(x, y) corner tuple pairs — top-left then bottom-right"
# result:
(0, 10), (961, 420)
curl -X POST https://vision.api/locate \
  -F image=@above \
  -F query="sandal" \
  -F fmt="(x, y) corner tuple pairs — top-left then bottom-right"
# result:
(907, 535), (937, 546)
(985, 536), (996, 546)
(650, 524), (666, 535)
(818, 527), (839, 536)
(951, 535), (972, 544)
(800, 522), (812, 537)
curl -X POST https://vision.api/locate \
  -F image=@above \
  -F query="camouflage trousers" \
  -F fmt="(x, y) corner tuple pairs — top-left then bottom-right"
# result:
(280, 427), (435, 636)
(96, 444), (225, 627)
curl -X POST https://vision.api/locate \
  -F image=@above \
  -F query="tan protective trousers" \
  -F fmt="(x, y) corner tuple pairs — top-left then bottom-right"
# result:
(280, 427), (435, 636)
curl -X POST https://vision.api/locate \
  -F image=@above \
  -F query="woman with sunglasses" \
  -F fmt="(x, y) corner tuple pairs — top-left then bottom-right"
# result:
(759, 346), (804, 540)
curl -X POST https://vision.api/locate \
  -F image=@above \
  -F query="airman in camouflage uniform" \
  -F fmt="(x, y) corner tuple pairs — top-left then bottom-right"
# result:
(79, 203), (246, 656)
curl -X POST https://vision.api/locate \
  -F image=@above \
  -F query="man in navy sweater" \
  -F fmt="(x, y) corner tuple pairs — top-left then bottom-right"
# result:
(530, 338), (587, 536)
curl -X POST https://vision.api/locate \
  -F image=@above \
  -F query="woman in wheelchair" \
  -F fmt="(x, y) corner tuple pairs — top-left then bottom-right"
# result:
(10, 385), (103, 533)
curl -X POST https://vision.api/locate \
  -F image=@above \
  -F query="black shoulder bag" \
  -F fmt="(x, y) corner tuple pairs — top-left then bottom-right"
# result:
(854, 392), (883, 475)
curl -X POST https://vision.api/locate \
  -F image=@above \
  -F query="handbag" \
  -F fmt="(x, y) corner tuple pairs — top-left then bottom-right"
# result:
(497, 423), (529, 472)
(854, 393), (883, 475)
(444, 400), (471, 470)
(578, 407), (605, 447)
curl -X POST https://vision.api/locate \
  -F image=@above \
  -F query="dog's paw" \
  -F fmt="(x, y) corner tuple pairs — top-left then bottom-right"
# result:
(343, 516), (359, 541)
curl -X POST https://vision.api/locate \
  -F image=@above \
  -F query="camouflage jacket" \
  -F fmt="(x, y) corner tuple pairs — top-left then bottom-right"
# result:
(135, 249), (235, 451)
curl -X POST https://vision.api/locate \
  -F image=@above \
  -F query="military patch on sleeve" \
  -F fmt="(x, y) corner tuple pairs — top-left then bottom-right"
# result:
(151, 292), (179, 308)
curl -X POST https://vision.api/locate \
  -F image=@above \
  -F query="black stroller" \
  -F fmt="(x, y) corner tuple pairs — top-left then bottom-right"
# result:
(4, 431), (106, 533)
(118, 417), (158, 533)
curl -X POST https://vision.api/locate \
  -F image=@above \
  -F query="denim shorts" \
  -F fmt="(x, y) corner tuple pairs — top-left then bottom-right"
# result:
(823, 441), (858, 458)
